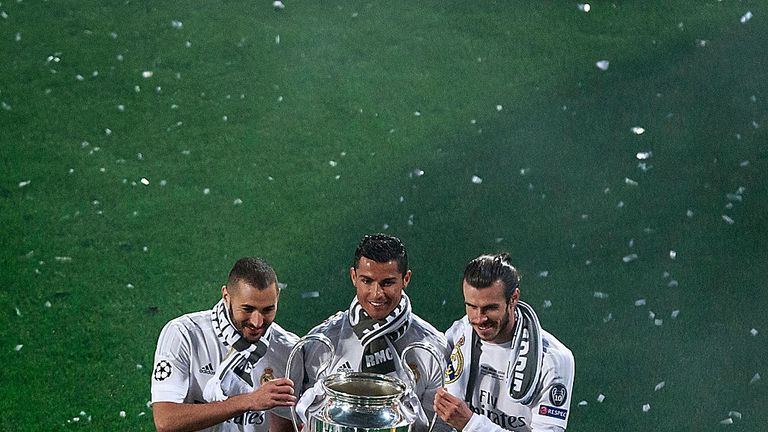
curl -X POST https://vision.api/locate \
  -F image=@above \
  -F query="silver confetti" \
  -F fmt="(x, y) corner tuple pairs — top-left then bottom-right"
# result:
(301, 291), (320, 299)
(636, 151), (652, 160)
(14, 344), (23, 352)
(634, 299), (646, 306)
(623, 253), (638, 263)
(728, 411), (742, 420)
(721, 215), (735, 225)
(577, 3), (591, 12)
(631, 126), (645, 135)
(749, 373), (760, 384)
(595, 60), (609, 71)
(597, 394), (605, 403)
(233, 198), (242, 205)
(18, 180), (31, 188)
(671, 310), (680, 319)
(654, 381), (665, 391)
(624, 177), (638, 186)
(750, 328), (758, 336)
(471, 175), (483, 184)
(719, 417), (733, 425)
(740, 11), (753, 24)
(593, 291), (609, 299)
(642, 404), (651, 413)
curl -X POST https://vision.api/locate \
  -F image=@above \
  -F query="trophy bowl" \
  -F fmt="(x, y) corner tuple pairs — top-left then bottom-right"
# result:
(321, 372), (408, 429)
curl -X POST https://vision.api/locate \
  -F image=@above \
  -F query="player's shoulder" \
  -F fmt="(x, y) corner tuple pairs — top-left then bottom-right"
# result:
(269, 322), (300, 347)
(541, 329), (574, 373)
(408, 313), (449, 349)
(160, 309), (212, 336)
(307, 310), (345, 335)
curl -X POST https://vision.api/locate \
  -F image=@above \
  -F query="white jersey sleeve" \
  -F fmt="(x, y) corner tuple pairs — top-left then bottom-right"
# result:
(151, 319), (193, 403)
(529, 335), (574, 431)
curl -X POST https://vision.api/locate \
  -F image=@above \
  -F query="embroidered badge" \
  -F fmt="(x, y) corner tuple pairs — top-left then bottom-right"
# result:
(549, 383), (568, 407)
(538, 405), (568, 420)
(408, 362), (421, 384)
(445, 335), (465, 384)
(260, 367), (275, 385)
(154, 360), (172, 381)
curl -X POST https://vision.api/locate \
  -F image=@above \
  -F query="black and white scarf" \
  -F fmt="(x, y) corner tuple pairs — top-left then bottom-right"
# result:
(349, 293), (411, 374)
(462, 301), (543, 405)
(203, 299), (270, 401)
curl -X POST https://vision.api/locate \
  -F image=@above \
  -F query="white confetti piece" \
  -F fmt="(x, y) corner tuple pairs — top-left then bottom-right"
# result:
(140, 178), (150, 186)
(301, 291), (320, 299)
(728, 411), (742, 420)
(631, 126), (645, 135)
(740, 11), (753, 24)
(636, 151), (652, 160)
(577, 3), (591, 12)
(668, 280), (679, 288)
(414, 111), (421, 116)
(495, 104), (503, 112)
(275, 34), (280, 44)
(597, 394), (605, 403)
(722, 215), (735, 225)
(634, 299), (646, 306)
(654, 319), (663, 326)
(542, 300), (552, 309)
(603, 312), (613, 323)
(203, 188), (210, 195)
(1, 101), (11, 111)
(233, 198), (242, 205)
(160, 180), (167, 186)
(471, 175), (483, 184)
(595, 60), (609, 71)
(740, 160), (750, 167)
(273, 0), (285, 9)
(623, 253), (638, 263)
(14, 344), (23, 352)
(593, 291), (609, 299)
(686, 209), (694, 218)
(538, 271), (549, 277)
(329, 160), (338, 167)
(624, 177), (638, 186)
(44, 301), (52, 308)
(671, 310), (680, 319)
(648, 311), (655, 319)
(119, 411), (126, 418)
(654, 381), (665, 391)
(136, 364), (143, 369)
(15, 307), (21, 316)
(54, 256), (72, 262)
(171, 20), (183, 29)
(719, 417), (733, 425)
(749, 373), (760, 384)
(18, 180), (31, 188)
(642, 404), (651, 413)
(750, 328), (758, 336)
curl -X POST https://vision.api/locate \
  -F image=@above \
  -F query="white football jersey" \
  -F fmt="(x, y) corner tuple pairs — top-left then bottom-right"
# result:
(445, 317), (574, 432)
(151, 310), (298, 431)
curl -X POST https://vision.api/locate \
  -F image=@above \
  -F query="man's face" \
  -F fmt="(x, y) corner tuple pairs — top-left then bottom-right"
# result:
(222, 280), (279, 343)
(350, 257), (411, 320)
(463, 279), (518, 344)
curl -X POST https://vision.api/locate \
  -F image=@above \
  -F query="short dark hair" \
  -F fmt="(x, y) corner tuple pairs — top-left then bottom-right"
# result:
(353, 233), (409, 276)
(227, 257), (278, 291)
(463, 253), (520, 302)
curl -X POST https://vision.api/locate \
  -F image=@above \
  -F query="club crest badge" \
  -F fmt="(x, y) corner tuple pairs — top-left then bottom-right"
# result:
(154, 360), (172, 381)
(260, 367), (275, 385)
(549, 383), (568, 407)
(445, 335), (465, 384)
(408, 363), (421, 384)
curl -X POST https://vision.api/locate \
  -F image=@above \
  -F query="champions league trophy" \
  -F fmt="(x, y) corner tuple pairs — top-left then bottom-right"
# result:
(286, 335), (446, 432)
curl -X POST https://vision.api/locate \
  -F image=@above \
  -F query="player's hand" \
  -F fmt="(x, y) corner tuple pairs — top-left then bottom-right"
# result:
(243, 377), (296, 411)
(434, 388), (472, 431)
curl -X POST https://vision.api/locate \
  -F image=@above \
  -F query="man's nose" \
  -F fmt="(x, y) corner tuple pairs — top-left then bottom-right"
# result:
(249, 312), (264, 327)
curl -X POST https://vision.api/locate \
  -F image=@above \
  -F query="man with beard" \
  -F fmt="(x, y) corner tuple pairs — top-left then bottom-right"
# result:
(292, 234), (449, 432)
(434, 254), (574, 432)
(151, 257), (298, 432)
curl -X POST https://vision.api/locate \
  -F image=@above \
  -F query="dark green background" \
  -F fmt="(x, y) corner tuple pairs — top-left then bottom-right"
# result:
(2, 1), (766, 430)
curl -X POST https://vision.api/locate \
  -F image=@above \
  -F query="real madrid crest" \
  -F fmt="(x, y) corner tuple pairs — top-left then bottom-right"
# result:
(444, 335), (464, 384)
(407, 363), (421, 384)
(260, 367), (275, 385)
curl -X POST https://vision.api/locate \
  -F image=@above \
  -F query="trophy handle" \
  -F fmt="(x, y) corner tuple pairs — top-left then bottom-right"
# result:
(285, 333), (335, 432)
(399, 342), (446, 432)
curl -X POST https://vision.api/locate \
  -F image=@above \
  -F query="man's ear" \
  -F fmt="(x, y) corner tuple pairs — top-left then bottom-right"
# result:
(349, 267), (357, 284)
(402, 270), (412, 288)
(221, 285), (229, 302)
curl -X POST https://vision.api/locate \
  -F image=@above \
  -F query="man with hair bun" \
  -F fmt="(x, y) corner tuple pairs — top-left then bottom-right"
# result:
(434, 253), (574, 432)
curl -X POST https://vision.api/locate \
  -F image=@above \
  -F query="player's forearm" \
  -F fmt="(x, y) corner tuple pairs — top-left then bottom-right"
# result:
(152, 399), (248, 432)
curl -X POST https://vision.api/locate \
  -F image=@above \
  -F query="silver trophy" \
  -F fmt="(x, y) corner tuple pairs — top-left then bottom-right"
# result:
(286, 335), (445, 432)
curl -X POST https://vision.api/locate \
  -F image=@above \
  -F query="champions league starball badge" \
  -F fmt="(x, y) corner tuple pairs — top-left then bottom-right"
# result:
(154, 360), (173, 381)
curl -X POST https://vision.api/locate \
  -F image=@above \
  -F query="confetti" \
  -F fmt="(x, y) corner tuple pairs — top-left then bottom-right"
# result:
(538, 271), (549, 277)
(669, 250), (677, 259)
(54, 256), (72, 262)
(140, 178), (150, 186)
(728, 411), (742, 420)
(740, 11), (753, 24)
(578, 400), (588, 406)
(471, 175), (483, 184)
(719, 417), (733, 425)
(18, 180), (31, 188)
(543, 300), (552, 309)
(671, 310), (680, 319)
(631, 126), (645, 135)
(597, 394), (605, 403)
(329, 160), (338, 167)
(495, 104), (503, 112)
(593, 291), (609, 299)
(634, 299), (646, 306)
(171, 20), (183, 29)
(603, 313), (613, 323)
(750, 328), (758, 336)
(622, 253), (638, 263)
(119, 411), (126, 418)
(44, 301), (51, 308)
(654, 381), (665, 391)
(749, 373), (760, 384)
(233, 198), (242, 205)
(15, 307), (21, 316)
(624, 177), (638, 186)
(636, 151), (652, 160)
(721, 215), (735, 225)
(577, 3), (591, 12)
(642, 404), (651, 413)
(595, 60), (609, 71)
(301, 291), (320, 299)
(14, 344), (23, 352)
